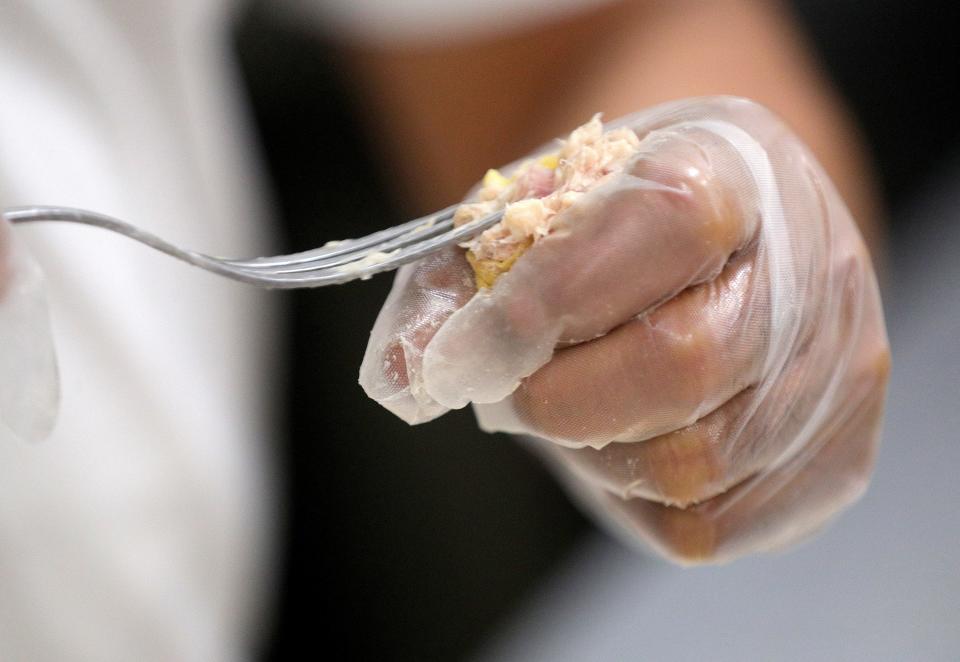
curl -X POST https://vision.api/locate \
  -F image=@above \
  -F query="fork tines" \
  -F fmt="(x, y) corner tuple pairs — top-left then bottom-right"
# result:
(222, 204), (504, 287)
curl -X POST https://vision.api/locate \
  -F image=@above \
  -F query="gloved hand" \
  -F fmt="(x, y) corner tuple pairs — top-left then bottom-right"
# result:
(0, 215), (58, 442)
(360, 97), (890, 564)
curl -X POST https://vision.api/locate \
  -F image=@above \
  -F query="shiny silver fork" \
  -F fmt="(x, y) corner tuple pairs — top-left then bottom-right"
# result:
(2, 205), (502, 288)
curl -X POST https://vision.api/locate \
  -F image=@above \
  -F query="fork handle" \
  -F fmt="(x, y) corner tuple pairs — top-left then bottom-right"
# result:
(2, 205), (261, 284)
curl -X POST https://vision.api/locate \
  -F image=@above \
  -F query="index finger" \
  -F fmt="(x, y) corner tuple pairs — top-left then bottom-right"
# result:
(420, 126), (761, 409)
(504, 126), (760, 342)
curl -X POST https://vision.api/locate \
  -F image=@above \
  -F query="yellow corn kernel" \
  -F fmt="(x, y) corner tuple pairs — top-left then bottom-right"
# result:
(537, 153), (560, 170)
(482, 168), (511, 191)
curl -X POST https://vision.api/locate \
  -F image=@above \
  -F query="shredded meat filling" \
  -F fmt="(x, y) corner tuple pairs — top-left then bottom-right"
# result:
(454, 115), (641, 288)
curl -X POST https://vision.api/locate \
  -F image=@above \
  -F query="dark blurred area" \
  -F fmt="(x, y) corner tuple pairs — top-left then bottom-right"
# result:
(230, 2), (959, 659)
(232, 8), (587, 661)
(788, 1), (960, 211)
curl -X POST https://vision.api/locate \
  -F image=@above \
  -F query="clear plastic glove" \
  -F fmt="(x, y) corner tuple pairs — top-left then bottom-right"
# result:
(360, 97), (890, 564)
(0, 216), (59, 442)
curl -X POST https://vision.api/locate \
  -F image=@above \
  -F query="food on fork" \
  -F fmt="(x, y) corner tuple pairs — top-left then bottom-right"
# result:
(454, 115), (641, 288)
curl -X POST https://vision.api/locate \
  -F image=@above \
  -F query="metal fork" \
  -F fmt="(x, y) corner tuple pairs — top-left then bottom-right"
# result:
(1, 205), (502, 288)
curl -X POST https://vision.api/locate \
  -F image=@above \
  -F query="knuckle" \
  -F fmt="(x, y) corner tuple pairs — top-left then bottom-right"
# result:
(634, 386), (758, 506)
(600, 488), (722, 565)
(649, 504), (720, 565)
(640, 427), (726, 507)
(561, 419), (730, 507)
(844, 306), (891, 392)
(644, 313), (724, 417)
(871, 343), (892, 385)
(691, 181), (745, 255)
(629, 132), (747, 257)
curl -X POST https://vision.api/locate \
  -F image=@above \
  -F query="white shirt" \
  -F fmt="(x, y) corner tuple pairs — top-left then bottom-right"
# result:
(0, 0), (608, 659)
(1, 1), (275, 659)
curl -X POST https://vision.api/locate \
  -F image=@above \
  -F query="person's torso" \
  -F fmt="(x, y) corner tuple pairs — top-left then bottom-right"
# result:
(0, 1), (277, 658)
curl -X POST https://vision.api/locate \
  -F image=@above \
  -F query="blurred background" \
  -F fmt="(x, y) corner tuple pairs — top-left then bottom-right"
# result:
(226, 1), (960, 660)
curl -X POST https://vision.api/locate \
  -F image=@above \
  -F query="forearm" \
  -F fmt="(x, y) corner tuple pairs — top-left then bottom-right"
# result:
(544, 0), (885, 261)
(344, 0), (884, 260)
